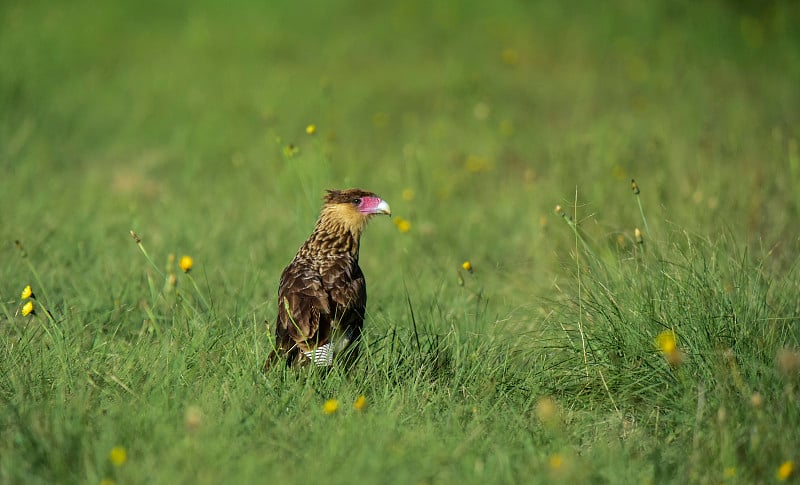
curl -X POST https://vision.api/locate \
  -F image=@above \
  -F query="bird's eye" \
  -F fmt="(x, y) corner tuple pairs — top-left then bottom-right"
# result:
(352, 198), (362, 205)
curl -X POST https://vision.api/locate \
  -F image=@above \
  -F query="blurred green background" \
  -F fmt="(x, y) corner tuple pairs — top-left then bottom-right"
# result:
(3, 2), (799, 290)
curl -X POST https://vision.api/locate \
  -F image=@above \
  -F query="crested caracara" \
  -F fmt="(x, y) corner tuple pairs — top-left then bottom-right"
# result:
(265, 188), (391, 369)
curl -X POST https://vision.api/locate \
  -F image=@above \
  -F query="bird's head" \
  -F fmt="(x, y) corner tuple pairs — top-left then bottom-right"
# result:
(320, 188), (391, 236)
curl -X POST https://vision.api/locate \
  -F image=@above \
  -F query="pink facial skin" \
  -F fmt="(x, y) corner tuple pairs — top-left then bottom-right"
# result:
(358, 197), (391, 216)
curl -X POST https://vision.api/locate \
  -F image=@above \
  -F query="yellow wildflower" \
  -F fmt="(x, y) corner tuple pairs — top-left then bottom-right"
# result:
(635, 228), (644, 244)
(393, 217), (411, 233)
(109, 446), (127, 467)
(656, 330), (676, 355)
(21, 301), (34, 317)
(323, 399), (339, 415)
(723, 466), (737, 479)
(548, 453), (564, 471)
(179, 255), (193, 273)
(501, 48), (519, 66)
(462, 261), (473, 273)
(401, 188), (415, 201)
(656, 329), (682, 366)
(306, 124), (317, 135)
(100, 479), (116, 485)
(21, 285), (33, 299)
(777, 460), (794, 481)
(353, 395), (367, 411)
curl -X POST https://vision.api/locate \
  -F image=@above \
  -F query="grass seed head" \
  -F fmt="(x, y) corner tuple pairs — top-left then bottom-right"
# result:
(536, 396), (560, 427)
(185, 405), (203, 432)
(776, 348), (800, 376)
(631, 178), (640, 194)
(716, 406), (727, 425)
(283, 144), (299, 158)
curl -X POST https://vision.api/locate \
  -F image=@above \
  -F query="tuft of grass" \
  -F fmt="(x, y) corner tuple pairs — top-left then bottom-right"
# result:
(548, 182), (800, 483)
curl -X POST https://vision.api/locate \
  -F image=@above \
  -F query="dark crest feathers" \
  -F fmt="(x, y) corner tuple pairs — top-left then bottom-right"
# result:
(324, 188), (378, 205)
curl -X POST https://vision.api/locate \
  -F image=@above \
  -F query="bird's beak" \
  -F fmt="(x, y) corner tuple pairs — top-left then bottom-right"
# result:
(374, 199), (391, 216)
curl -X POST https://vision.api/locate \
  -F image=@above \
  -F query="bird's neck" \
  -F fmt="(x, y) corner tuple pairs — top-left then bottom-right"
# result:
(303, 216), (362, 260)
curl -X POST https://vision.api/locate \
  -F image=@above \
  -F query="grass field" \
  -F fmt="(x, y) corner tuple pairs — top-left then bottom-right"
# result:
(2, 1), (800, 483)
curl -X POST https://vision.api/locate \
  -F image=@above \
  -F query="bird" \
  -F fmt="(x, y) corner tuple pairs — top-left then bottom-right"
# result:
(264, 188), (391, 369)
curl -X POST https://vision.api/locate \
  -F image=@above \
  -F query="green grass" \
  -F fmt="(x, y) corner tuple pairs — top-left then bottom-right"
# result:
(2, 0), (800, 483)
